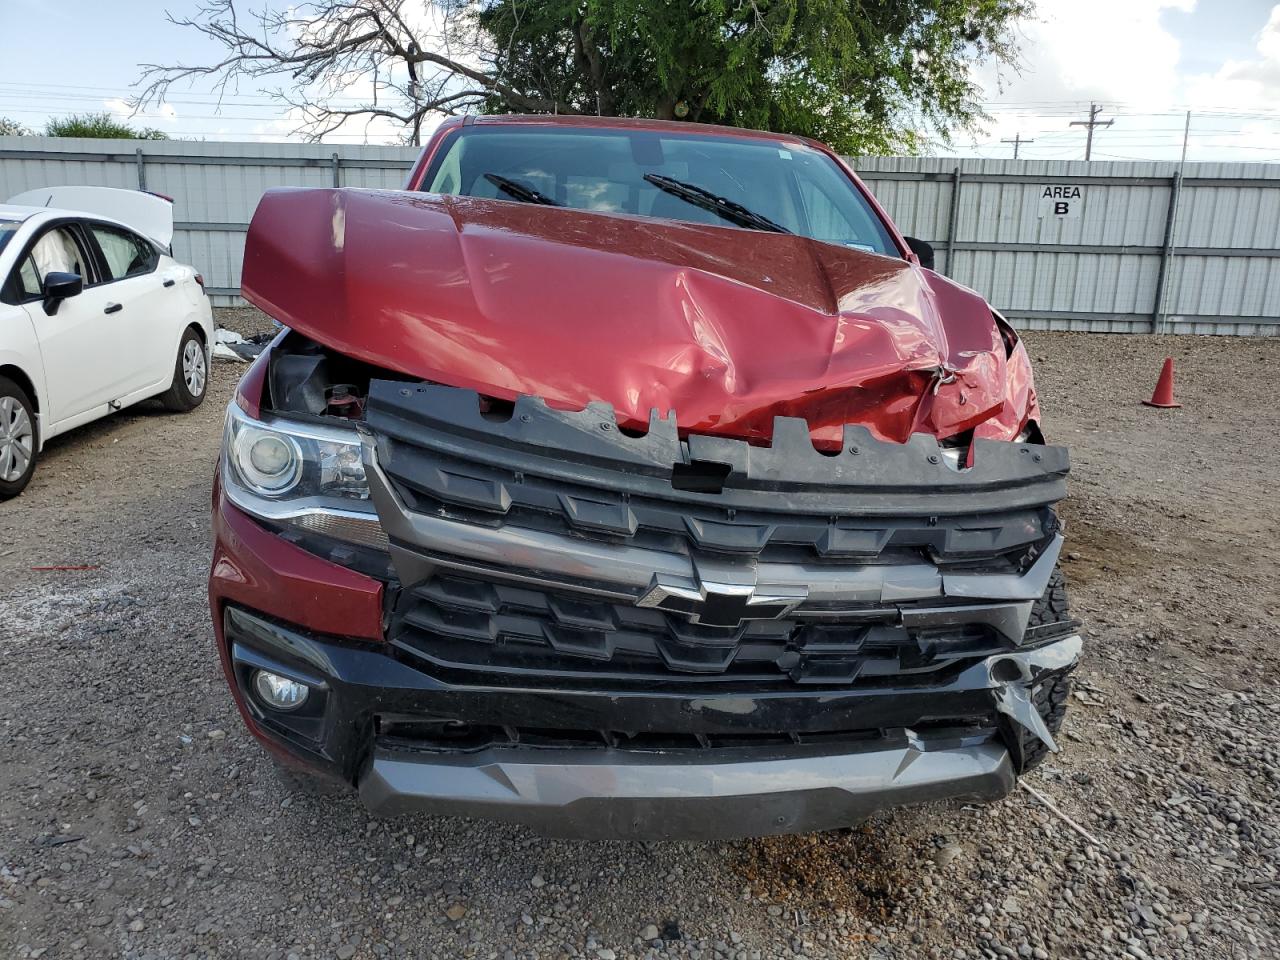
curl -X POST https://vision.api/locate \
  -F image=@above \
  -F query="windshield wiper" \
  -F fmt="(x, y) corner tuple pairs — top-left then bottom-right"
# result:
(483, 173), (561, 206)
(643, 174), (791, 234)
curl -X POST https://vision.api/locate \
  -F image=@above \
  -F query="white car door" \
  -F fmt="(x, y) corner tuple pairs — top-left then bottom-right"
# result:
(83, 222), (179, 395)
(15, 224), (131, 422)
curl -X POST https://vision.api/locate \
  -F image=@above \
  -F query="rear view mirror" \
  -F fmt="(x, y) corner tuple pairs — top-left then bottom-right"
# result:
(904, 237), (935, 271)
(42, 271), (83, 316)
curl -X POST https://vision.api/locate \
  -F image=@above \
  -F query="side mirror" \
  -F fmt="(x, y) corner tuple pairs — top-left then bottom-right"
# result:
(42, 271), (83, 316)
(904, 237), (935, 271)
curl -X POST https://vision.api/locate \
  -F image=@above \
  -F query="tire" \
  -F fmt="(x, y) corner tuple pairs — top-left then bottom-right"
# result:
(1008, 566), (1075, 773)
(0, 376), (38, 500)
(157, 327), (208, 412)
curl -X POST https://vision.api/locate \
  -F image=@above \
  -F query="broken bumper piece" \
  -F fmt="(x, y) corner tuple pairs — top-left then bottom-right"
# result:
(221, 606), (1080, 840)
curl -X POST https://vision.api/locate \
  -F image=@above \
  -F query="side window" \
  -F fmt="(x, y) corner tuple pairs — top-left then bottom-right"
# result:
(90, 225), (157, 281)
(16, 256), (41, 300)
(28, 227), (87, 285)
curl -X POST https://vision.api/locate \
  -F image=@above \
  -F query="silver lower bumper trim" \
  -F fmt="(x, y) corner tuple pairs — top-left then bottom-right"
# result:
(358, 740), (1015, 840)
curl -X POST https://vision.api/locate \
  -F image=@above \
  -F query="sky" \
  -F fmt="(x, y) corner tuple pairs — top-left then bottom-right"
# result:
(955, 0), (1280, 162)
(2, 0), (1280, 163)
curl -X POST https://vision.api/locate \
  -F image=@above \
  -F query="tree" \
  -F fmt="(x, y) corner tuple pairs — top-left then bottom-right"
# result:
(45, 112), (171, 140)
(136, 0), (1031, 153)
(475, 0), (1031, 154)
(0, 117), (30, 136)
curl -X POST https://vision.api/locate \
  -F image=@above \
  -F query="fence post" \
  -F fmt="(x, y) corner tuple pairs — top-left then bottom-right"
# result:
(135, 148), (146, 191)
(1152, 171), (1182, 333)
(332, 152), (341, 188)
(945, 166), (962, 276)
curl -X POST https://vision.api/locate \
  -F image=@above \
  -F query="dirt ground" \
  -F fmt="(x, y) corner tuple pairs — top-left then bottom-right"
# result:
(1, 318), (1277, 960)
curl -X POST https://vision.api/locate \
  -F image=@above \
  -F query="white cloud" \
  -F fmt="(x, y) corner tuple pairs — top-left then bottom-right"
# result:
(994, 0), (1194, 110)
(951, 0), (1197, 157)
(103, 97), (178, 129)
(947, 1), (1280, 160)
(247, 70), (432, 145)
(1184, 4), (1280, 110)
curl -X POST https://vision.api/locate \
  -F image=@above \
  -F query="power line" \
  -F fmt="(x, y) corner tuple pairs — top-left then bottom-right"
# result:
(0, 90), (389, 109)
(0, 107), (307, 123)
(3, 82), (1279, 156)
(8, 80), (1280, 119)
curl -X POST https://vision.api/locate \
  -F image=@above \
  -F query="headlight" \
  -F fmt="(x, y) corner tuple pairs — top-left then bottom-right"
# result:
(222, 401), (387, 550)
(232, 427), (302, 494)
(224, 401), (369, 503)
(940, 425), (1036, 471)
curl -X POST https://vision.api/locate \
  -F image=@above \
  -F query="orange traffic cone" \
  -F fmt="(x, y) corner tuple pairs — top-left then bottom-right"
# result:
(1142, 358), (1181, 409)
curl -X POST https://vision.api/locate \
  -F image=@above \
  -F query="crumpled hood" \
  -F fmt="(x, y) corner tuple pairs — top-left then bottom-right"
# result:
(242, 188), (1035, 445)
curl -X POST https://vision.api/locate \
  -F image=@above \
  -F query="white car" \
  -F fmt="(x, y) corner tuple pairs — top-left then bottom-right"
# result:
(0, 186), (214, 499)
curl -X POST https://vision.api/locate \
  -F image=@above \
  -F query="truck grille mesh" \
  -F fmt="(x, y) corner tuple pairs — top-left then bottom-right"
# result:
(389, 573), (999, 687)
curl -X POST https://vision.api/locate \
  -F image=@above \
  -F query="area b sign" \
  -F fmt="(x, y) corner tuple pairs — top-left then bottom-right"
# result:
(1039, 184), (1083, 219)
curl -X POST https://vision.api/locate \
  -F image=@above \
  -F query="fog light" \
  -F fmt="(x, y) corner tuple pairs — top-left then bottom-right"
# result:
(253, 670), (309, 711)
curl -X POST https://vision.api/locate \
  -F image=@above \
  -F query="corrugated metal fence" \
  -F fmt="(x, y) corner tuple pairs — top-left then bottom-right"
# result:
(856, 157), (1280, 336)
(2, 137), (1278, 335)
(0, 137), (418, 306)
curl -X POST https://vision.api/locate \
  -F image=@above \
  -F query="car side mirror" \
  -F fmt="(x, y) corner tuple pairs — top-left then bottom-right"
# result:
(904, 237), (935, 271)
(42, 271), (83, 316)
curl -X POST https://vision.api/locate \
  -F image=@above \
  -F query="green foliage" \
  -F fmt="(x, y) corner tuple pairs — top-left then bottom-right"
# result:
(44, 112), (170, 140)
(473, 0), (1030, 154)
(0, 117), (30, 136)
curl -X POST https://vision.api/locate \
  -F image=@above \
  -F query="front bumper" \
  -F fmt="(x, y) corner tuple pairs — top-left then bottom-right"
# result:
(360, 740), (1014, 840)
(217, 601), (1079, 840)
(210, 378), (1080, 840)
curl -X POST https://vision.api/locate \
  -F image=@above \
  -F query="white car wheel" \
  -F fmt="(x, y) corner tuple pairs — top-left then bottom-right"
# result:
(159, 327), (209, 412)
(0, 394), (33, 483)
(0, 377), (38, 499)
(183, 338), (208, 397)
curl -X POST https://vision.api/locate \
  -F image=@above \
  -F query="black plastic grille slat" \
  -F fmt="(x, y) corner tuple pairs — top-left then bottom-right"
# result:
(382, 441), (1055, 567)
(389, 573), (999, 687)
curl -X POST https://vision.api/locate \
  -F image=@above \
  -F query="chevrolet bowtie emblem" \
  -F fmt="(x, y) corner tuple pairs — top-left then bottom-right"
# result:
(637, 574), (807, 628)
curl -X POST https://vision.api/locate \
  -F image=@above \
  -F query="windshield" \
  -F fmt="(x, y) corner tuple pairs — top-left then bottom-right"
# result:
(420, 126), (898, 255)
(0, 221), (17, 255)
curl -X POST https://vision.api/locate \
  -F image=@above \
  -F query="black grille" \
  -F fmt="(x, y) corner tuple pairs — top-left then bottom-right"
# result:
(368, 379), (1060, 571)
(383, 446), (1054, 569)
(388, 573), (1004, 687)
(367, 380), (1068, 691)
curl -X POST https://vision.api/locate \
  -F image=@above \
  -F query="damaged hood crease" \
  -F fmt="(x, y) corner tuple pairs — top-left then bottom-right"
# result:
(242, 188), (1034, 446)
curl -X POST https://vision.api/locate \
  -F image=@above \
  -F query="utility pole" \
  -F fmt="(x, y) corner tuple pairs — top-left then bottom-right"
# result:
(1157, 110), (1194, 333)
(1000, 133), (1034, 159)
(1070, 102), (1113, 160)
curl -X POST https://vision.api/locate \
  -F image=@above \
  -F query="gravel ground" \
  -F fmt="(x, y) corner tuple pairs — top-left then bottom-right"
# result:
(1, 316), (1277, 960)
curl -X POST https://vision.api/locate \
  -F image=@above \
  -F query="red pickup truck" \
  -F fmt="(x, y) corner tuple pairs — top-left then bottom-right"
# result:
(209, 115), (1079, 839)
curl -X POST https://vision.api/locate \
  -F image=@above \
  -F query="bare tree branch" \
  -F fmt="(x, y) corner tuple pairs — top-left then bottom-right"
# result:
(132, 0), (577, 142)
